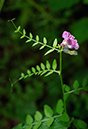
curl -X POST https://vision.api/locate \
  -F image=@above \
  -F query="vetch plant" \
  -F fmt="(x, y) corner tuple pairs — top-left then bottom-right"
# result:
(9, 18), (88, 129)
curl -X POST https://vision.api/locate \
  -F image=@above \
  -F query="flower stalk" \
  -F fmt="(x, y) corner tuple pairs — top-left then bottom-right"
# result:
(59, 49), (67, 113)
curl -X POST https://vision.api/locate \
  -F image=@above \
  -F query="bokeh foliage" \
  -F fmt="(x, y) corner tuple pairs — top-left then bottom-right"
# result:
(0, 0), (88, 129)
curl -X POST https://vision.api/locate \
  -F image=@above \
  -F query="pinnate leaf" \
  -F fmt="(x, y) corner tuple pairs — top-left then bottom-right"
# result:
(47, 117), (54, 127)
(34, 111), (42, 121)
(44, 105), (53, 117)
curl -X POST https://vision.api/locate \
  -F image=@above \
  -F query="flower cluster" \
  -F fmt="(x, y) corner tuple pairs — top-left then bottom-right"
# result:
(60, 31), (79, 50)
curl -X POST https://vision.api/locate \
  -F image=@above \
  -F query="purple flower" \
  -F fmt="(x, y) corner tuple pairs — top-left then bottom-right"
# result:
(60, 31), (79, 50)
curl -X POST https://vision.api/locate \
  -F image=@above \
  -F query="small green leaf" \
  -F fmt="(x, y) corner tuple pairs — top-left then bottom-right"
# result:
(44, 105), (53, 117)
(44, 71), (53, 77)
(26, 39), (32, 43)
(34, 111), (42, 121)
(31, 67), (36, 73)
(26, 114), (33, 124)
(60, 113), (70, 122)
(53, 38), (58, 47)
(73, 80), (79, 89)
(29, 33), (33, 39)
(24, 75), (28, 79)
(56, 99), (64, 114)
(33, 122), (41, 129)
(64, 94), (70, 101)
(40, 70), (48, 76)
(21, 73), (24, 78)
(14, 26), (21, 33)
(26, 125), (32, 129)
(36, 35), (39, 41)
(77, 119), (87, 129)
(36, 65), (40, 71)
(43, 37), (47, 44)
(47, 117), (54, 127)
(84, 86), (88, 91)
(52, 59), (57, 70)
(46, 60), (50, 69)
(44, 48), (55, 56)
(74, 89), (79, 95)
(20, 35), (25, 39)
(32, 42), (39, 47)
(39, 45), (45, 50)
(23, 29), (26, 35)
(40, 63), (45, 70)
(64, 85), (70, 92)
(16, 123), (23, 128)
(27, 70), (31, 75)
(82, 78), (87, 87)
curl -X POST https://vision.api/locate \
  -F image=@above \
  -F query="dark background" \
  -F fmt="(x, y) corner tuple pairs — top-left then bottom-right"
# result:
(0, 0), (88, 129)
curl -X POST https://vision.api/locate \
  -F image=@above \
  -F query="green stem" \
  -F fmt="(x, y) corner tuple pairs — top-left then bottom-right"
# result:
(59, 50), (66, 113)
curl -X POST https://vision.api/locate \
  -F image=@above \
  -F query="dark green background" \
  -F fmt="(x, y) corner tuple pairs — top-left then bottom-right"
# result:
(0, 0), (88, 129)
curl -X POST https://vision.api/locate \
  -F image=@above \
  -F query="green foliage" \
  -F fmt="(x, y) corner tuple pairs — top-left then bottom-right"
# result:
(46, 118), (54, 127)
(14, 26), (21, 33)
(73, 119), (87, 129)
(73, 80), (79, 89)
(34, 111), (42, 121)
(13, 100), (72, 129)
(44, 105), (53, 117)
(43, 37), (47, 44)
(82, 78), (87, 87)
(44, 48), (55, 56)
(53, 38), (58, 47)
(26, 115), (33, 124)
(1, 1), (88, 129)
(56, 99), (64, 114)
(60, 112), (70, 122)
(52, 59), (57, 70)
(47, 0), (79, 11)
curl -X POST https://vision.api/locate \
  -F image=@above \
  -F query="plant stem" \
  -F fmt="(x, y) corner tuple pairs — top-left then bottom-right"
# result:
(59, 50), (67, 113)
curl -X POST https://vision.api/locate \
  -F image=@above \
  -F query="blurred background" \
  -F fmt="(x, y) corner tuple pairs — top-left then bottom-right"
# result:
(0, 0), (88, 128)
